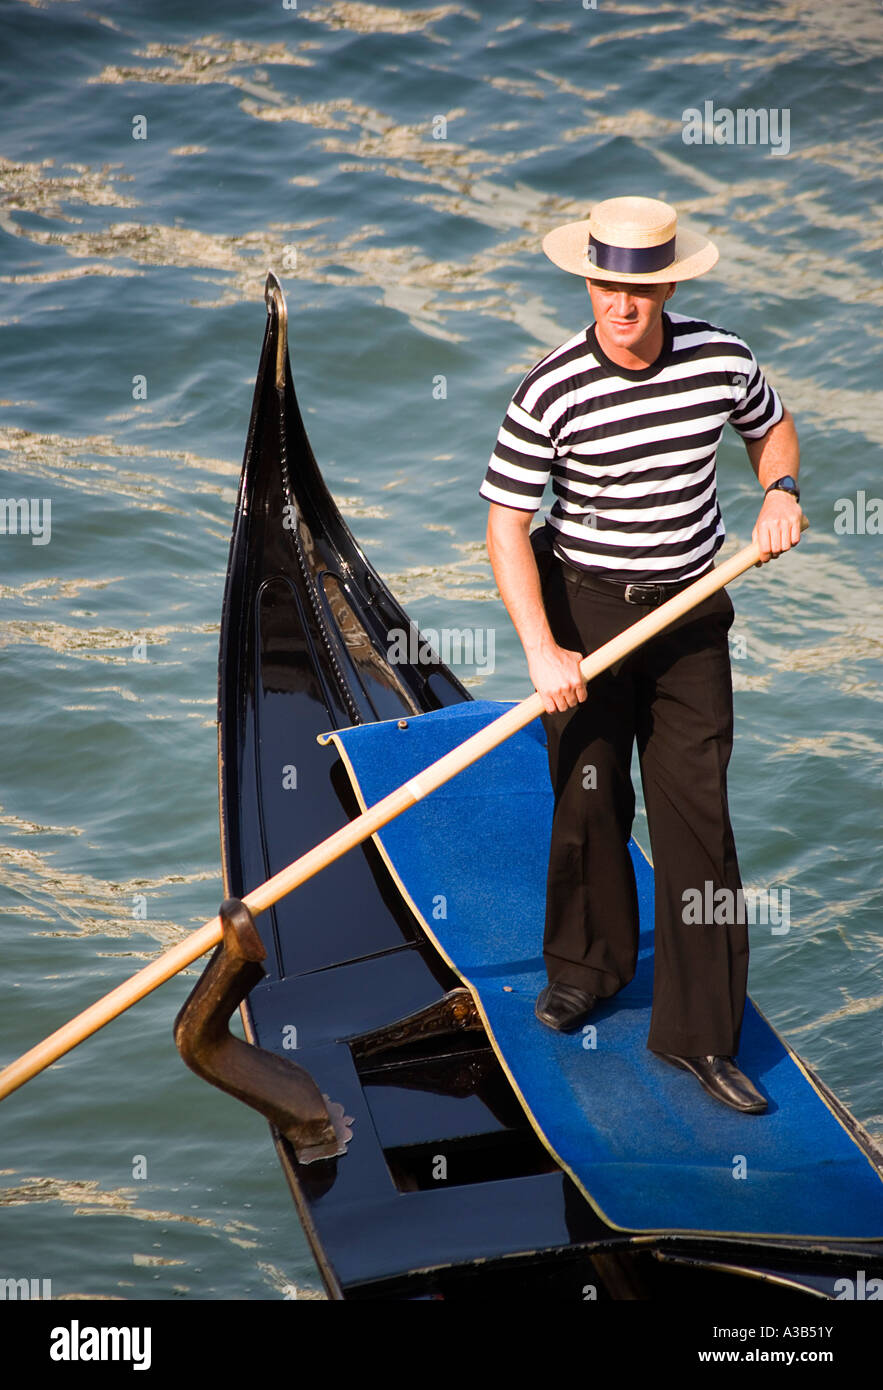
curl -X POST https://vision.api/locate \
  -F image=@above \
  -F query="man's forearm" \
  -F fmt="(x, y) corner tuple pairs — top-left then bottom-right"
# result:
(745, 407), (799, 488)
(486, 510), (555, 656)
(745, 406), (804, 562)
(485, 503), (587, 712)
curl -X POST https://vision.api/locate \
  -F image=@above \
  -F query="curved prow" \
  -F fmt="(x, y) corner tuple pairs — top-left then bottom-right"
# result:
(264, 270), (288, 393)
(174, 899), (350, 1164)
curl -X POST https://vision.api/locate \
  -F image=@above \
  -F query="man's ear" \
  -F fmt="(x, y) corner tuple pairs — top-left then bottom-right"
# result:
(664, 283), (676, 302)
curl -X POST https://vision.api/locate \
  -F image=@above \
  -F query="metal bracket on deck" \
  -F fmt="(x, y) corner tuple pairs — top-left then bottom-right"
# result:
(347, 988), (482, 1061)
(174, 898), (351, 1164)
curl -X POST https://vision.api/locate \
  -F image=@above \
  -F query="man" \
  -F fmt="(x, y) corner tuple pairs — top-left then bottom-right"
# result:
(480, 196), (803, 1114)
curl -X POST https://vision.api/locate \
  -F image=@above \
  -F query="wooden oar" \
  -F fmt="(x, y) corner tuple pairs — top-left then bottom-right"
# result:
(0, 526), (807, 1102)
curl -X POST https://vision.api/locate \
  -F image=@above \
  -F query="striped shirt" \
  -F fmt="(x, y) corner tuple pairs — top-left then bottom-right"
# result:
(480, 310), (784, 582)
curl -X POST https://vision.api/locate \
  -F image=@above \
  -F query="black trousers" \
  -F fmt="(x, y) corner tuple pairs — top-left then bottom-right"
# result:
(532, 528), (748, 1057)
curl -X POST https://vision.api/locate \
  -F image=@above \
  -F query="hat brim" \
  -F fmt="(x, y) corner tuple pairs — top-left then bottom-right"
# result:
(542, 220), (718, 283)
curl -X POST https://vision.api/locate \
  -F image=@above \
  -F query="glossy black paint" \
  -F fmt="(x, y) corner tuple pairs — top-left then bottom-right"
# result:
(215, 285), (883, 1299)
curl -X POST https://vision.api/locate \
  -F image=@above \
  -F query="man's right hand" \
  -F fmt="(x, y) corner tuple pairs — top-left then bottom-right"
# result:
(484, 504), (588, 714)
(527, 638), (588, 714)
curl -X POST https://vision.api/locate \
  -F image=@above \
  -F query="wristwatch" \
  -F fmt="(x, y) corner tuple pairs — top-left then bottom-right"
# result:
(764, 475), (800, 503)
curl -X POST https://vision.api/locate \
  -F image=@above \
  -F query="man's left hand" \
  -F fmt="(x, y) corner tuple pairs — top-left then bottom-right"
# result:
(753, 491), (804, 564)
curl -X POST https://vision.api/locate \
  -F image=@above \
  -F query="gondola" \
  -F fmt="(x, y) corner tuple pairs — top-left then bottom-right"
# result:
(190, 272), (883, 1301)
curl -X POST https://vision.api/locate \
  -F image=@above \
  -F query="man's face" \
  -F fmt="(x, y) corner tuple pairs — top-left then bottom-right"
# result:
(586, 277), (675, 353)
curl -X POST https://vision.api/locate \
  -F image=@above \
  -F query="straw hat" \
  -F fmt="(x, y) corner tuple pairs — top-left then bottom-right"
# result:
(542, 195), (718, 283)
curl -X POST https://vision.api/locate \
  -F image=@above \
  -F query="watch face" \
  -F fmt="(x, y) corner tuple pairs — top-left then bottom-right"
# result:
(771, 476), (799, 497)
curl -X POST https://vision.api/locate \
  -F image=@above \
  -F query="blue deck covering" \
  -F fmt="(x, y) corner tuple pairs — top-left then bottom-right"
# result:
(324, 701), (883, 1239)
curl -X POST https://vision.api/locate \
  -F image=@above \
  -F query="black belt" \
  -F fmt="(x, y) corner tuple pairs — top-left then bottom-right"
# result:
(556, 556), (714, 607)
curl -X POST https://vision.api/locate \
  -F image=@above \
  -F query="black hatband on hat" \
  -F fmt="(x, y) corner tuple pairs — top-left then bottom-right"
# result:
(588, 234), (676, 275)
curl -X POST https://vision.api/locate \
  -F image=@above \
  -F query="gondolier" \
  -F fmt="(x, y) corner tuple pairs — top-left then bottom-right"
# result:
(481, 195), (804, 1114)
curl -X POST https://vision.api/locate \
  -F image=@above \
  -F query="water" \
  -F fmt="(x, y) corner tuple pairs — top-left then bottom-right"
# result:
(0, 0), (880, 1301)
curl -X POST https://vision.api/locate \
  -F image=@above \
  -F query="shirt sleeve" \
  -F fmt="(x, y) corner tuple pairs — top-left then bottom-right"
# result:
(478, 394), (556, 512)
(727, 345), (784, 439)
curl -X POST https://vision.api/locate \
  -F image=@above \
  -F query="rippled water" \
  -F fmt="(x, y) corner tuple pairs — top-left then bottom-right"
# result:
(0, 0), (880, 1300)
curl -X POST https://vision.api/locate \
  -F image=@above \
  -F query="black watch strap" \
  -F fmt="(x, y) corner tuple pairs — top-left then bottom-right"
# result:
(765, 475), (800, 503)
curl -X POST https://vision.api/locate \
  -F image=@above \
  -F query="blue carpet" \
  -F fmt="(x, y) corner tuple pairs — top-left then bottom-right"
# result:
(323, 701), (883, 1239)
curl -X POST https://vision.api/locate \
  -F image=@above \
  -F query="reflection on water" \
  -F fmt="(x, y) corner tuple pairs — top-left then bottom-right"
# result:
(0, 1173), (214, 1226)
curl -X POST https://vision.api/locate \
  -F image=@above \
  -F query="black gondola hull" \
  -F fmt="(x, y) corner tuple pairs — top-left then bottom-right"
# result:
(214, 279), (883, 1299)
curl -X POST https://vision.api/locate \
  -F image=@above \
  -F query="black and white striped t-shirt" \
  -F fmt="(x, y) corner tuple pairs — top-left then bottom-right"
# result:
(480, 310), (783, 582)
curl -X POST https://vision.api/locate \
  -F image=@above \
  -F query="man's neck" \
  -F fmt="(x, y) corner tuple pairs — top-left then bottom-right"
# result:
(594, 313), (667, 372)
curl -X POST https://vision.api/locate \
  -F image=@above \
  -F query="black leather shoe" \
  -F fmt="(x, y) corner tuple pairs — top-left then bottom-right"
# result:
(653, 1053), (767, 1114)
(535, 982), (597, 1032)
